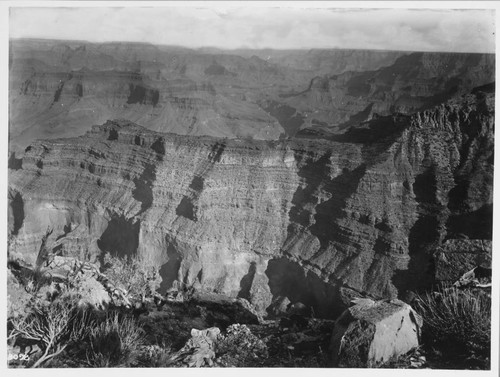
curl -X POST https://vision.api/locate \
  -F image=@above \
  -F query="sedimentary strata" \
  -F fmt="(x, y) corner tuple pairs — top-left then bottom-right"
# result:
(8, 88), (494, 317)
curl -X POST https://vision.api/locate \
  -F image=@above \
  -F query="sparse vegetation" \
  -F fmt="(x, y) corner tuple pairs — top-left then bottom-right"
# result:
(8, 269), (154, 368)
(84, 312), (146, 367)
(136, 344), (176, 367)
(7, 232), (164, 368)
(7, 232), (492, 369)
(415, 287), (491, 369)
(9, 297), (77, 367)
(101, 252), (162, 304)
(216, 323), (268, 366)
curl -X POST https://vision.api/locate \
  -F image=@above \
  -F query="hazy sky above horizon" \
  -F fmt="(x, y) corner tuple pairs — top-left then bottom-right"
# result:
(9, 6), (496, 53)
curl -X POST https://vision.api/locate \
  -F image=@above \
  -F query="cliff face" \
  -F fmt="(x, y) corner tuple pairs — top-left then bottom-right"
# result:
(9, 40), (303, 151)
(8, 89), (493, 318)
(287, 52), (495, 131)
(11, 39), (494, 154)
(9, 63), (285, 152)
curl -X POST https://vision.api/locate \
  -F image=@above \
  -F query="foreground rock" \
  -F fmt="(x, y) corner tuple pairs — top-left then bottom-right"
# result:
(172, 327), (221, 367)
(330, 298), (422, 367)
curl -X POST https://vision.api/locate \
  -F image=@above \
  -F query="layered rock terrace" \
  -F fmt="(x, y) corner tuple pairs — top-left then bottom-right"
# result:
(8, 88), (494, 318)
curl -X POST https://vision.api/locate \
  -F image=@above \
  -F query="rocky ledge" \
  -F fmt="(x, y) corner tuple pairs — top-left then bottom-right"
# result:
(8, 88), (494, 318)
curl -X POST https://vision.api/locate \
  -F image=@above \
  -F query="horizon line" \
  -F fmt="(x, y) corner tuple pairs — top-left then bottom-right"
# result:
(9, 37), (496, 55)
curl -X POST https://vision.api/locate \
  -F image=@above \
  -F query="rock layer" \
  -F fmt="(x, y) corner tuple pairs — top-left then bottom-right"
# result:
(8, 88), (494, 318)
(9, 39), (494, 153)
(289, 52), (495, 131)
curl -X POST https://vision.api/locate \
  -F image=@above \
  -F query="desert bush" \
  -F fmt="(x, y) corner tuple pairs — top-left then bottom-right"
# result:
(9, 296), (78, 367)
(85, 312), (146, 367)
(216, 324), (268, 366)
(101, 253), (161, 303)
(136, 344), (176, 367)
(8, 265), (112, 367)
(8, 233), (159, 367)
(415, 287), (490, 365)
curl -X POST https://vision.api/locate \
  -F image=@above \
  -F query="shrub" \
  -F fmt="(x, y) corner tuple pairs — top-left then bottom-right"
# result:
(136, 344), (176, 367)
(8, 267), (116, 367)
(216, 324), (268, 366)
(101, 253), (161, 304)
(9, 297), (77, 367)
(85, 312), (146, 367)
(415, 287), (490, 366)
(8, 233), (160, 368)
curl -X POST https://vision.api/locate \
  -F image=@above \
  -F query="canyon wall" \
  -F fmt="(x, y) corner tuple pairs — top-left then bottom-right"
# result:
(8, 88), (494, 318)
(10, 39), (494, 154)
(286, 52), (495, 131)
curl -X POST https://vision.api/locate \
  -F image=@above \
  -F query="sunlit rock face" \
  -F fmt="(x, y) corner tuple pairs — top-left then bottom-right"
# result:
(8, 88), (494, 318)
(330, 298), (422, 367)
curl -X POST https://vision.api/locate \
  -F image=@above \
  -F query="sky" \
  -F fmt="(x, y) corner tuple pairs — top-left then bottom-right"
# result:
(7, 4), (498, 53)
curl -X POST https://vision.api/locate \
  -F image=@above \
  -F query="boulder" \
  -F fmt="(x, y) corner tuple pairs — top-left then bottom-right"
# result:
(175, 327), (221, 367)
(330, 298), (422, 367)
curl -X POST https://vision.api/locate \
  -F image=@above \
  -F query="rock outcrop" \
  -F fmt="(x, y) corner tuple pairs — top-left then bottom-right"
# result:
(8, 87), (494, 318)
(172, 327), (221, 367)
(434, 239), (492, 284)
(330, 298), (422, 367)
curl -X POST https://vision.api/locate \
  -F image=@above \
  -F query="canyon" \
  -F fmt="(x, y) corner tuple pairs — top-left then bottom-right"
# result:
(7, 39), (495, 321)
(9, 39), (494, 153)
(8, 82), (494, 318)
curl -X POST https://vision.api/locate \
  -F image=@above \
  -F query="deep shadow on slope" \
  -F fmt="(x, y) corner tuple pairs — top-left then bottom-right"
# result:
(276, 114), (411, 315)
(238, 262), (257, 301)
(259, 100), (305, 137)
(9, 192), (24, 236)
(309, 165), (367, 250)
(176, 142), (226, 221)
(132, 162), (156, 216)
(287, 113), (408, 252)
(284, 150), (367, 253)
(265, 257), (342, 319)
(391, 162), (442, 294)
(9, 152), (22, 170)
(159, 241), (182, 294)
(97, 215), (140, 259)
(447, 204), (493, 240)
